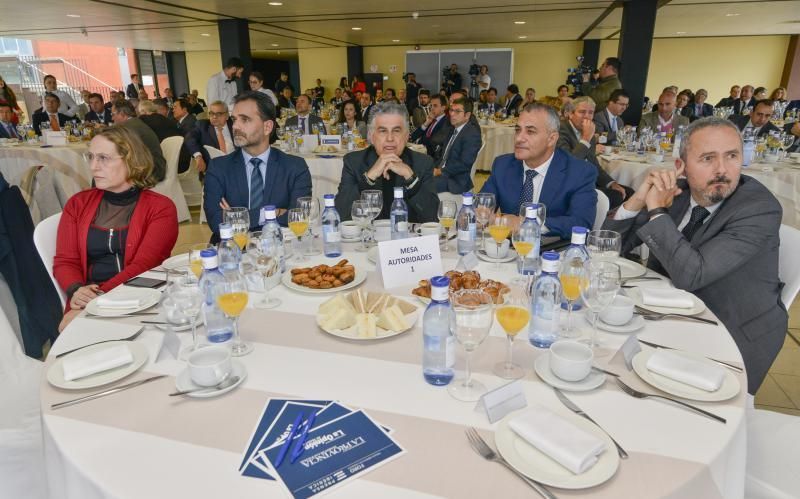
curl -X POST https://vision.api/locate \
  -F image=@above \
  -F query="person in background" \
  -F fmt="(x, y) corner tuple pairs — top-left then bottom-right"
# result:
(248, 71), (278, 106)
(733, 85), (757, 115)
(434, 97), (482, 195)
(284, 94), (326, 135)
(384, 88), (396, 102)
(443, 64), (462, 96)
(314, 78), (325, 101)
(185, 100), (235, 173)
(557, 84), (572, 109)
(754, 87), (768, 101)
(0, 75), (21, 124)
(770, 87), (787, 103)
(478, 90), (488, 105)
(137, 100), (181, 143)
(522, 88), (537, 107)
(638, 91), (690, 134)
(716, 85), (740, 108)
(479, 87), (500, 115)
(111, 99), (166, 183)
(330, 87), (344, 108)
(207, 57), (244, 110)
(404, 72), (420, 108)
(476, 65), (491, 91)
(339, 77), (349, 91)
(274, 72), (292, 95)
(191, 89), (207, 108)
(163, 88), (175, 107)
(172, 98), (197, 135)
(186, 93), (204, 115)
(359, 92), (374, 123)
(336, 99), (367, 137)
(729, 99), (781, 138)
(0, 103), (20, 139)
(76, 90), (90, 121)
(688, 89), (714, 121)
(375, 88), (384, 103)
(351, 75), (366, 95)
(676, 92), (691, 117)
(152, 98), (171, 119)
(411, 89), (431, 128)
(32, 93), (75, 135)
(54, 126), (178, 331)
(42, 74), (79, 117)
(125, 74), (144, 100)
(397, 88), (407, 108)
(85, 93), (113, 125)
(342, 89), (355, 103)
(410, 94), (452, 161)
(502, 84), (523, 117)
(587, 57), (622, 110)
(593, 88), (628, 145)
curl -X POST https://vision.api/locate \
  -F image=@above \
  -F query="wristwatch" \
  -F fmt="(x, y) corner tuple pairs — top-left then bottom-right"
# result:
(647, 207), (669, 220)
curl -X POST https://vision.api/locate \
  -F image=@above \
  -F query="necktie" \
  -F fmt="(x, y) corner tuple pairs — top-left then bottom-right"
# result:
(299, 117), (306, 134)
(216, 127), (227, 153)
(440, 129), (459, 167)
(681, 205), (710, 241)
(610, 113), (618, 133)
(5, 123), (16, 138)
(49, 114), (60, 132)
(249, 158), (264, 212)
(425, 119), (435, 138)
(518, 169), (538, 208)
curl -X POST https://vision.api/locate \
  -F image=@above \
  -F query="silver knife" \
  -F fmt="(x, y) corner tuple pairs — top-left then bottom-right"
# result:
(637, 339), (743, 373)
(553, 388), (629, 459)
(51, 375), (167, 410)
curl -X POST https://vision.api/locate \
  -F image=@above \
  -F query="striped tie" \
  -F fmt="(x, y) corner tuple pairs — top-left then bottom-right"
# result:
(518, 169), (537, 208)
(249, 158), (264, 211)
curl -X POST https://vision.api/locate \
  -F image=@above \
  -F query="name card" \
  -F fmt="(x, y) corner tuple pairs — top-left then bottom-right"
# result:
(377, 234), (443, 289)
(319, 135), (341, 147)
(478, 380), (527, 423)
(455, 252), (479, 271)
(615, 333), (642, 371)
(43, 130), (67, 146)
(300, 134), (319, 153)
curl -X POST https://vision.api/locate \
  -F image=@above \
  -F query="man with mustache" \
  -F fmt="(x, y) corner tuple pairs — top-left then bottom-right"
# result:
(603, 117), (787, 395)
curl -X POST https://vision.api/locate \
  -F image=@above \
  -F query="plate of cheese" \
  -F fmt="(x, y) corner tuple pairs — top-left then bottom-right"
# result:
(317, 290), (418, 340)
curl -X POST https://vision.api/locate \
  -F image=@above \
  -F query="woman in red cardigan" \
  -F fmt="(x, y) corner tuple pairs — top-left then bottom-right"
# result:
(54, 126), (178, 330)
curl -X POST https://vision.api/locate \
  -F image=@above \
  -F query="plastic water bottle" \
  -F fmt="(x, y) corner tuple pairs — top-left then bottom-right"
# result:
(217, 222), (241, 273)
(321, 194), (342, 258)
(390, 187), (409, 240)
(561, 226), (590, 311)
(456, 192), (477, 255)
(529, 251), (562, 348)
(260, 205), (286, 273)
(742, 129), (755, 167)
(516, 206), (541, 275)
(672, 125), (686, 159)
(422, 276), (455, 385)
(198, 249), (234, 344)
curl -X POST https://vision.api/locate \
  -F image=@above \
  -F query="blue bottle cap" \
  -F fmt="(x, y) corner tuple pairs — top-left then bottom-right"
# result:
(199, 248), (217, 258)
(572, 226), (588, 234)
(264, 205), (276, 211)
(462, 192), (473, 198)
(323, 194), (334, 200)
(430, 276), (450, 288)
(542, 251), (560, 262)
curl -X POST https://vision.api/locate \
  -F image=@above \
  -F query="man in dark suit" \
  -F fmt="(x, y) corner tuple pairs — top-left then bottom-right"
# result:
(602, 117), (787, 394)
(732, 85), (757, 115)
(435, 98), (482, 195)
(277, 87), (295, 111)
(411, 89), (430, 128)
(284, 94), (326, 135)
(336, 101), (439, 223)
(558, 96), (631, 209)
(32, 93), (76, 135)
(479, 87), (501, 116)
(685, 88), (714, 122)
(137, 100), (181, 142)
(716, 85), (740, 108)
(593, 89), (628, 145)
(358, 92), (374, 123)
(126, 74), (143, 100)
(443, 64), (462, 96)
(729, 99), (781, 138)
(502, 84), (523, 117)
(172, 98), (197, 135)
(111, 100), (166, 183)
(410, 94), (452, 162)
(480, 103), (597, 239)
(84, 93), (113, 125)
(0, 103), (18, 139)
(185, 101), (235, 173)
(204, 91), (311, 241)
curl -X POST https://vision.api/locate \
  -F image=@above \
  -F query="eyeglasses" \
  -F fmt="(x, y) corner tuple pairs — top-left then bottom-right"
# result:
(83, 152), (122, 165)
(208, 111), (228, 117)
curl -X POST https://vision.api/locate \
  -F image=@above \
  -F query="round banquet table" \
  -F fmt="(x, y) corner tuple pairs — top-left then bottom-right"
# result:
(0, 142), (91, 190)
(599, 153), (800, 230)
(41, 242), (747, 499)
(477, 123), (516, 171)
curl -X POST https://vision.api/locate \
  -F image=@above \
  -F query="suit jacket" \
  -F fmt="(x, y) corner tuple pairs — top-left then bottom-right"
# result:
(602, 177), (787, 394)
(119, 118), (167, 183)
(139, 114), (181, 142)
(410, 115), (452, 162)
(277, 95), (295, 110)
(359, 103), (374, 123)
(335, 146), (439, 223)
(479, 102), (501, 115)
(729, 114), (781, 138)
(32, 111), (75, 135)
(0, 122), (19, 139)
(436, 121), (482, 194)
(480, 150), (598, 239)
(592, 109), (624, 145)
(683, 102), (714, 122)
(285, 114), (326, 135)
(733, 98), (758, 115)
(557, 120), (616, 189)
(185, 119), (235, 165)
(716, 97), (737, 108)
(203, 148), (312, 239)
(411, 105), (428, 128)
(176, 114), (197, 135)
(84, 108), (113, 126)
(126, 82), (143, 99)
(503, 94), (522, 117)
(784, 122), (800, 153)
(637, 112), (690, 133)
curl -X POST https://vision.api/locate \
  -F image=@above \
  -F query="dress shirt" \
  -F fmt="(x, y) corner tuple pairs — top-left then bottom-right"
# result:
(743, 120), (762, 137)
(569, 122), (592, 148)
(440, 123), (466, 168)
(423, 114), (445, 132)
(207, 71), (238, 109)
(614, 196), (721, 229)
(657, 114), (675, 133)
(606, 109), (619, 132)
(521, 152), (553, 233)
(296, 113), (311, 135)
(217, 126), (234, 153)
(695, 103), (704, 116)
(242, 148), (271, 209)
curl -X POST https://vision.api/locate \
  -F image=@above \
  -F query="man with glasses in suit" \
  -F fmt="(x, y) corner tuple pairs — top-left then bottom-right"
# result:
(593, 88), (628, 145)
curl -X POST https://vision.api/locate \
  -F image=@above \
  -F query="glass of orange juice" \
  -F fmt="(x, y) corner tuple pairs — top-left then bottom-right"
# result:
(189, 243), (213, 279)
(288, 208), (310, 263)
(487, 214), (511, 269)
(214, 273), (252, 356)
(223, 207), (250, 251)
(493, 285), (529, 379)
(559, 256), (585, 338)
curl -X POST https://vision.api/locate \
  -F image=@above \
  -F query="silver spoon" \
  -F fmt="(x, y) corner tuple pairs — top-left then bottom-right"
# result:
(168, 375), (240, 397)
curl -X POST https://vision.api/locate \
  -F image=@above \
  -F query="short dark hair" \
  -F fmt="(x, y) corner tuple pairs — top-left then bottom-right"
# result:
(296, 94), (311, 106)
(507, 84), (519, 94)
(44, 92), (61, 104)
(233, 90), (276, 121)
(754, 99), (774, 111)
(113, 99), (137, 117)
(604, 57), (621, 74)
(224, 57), (244, 69)
(250, 70), (264, 83)
(488, 87), (498, 94)
(174, 98), (190, 111)
(430, 94), (448, 107)
(88, 93), (103, 102)
(451, 97), (473, 114)
(130, 73), (138, 79)
(418, 89), (430, 97)
(43, 74), (56, 83)
(609, 89), (629, 103)
(407, 72), (415, 77)
(557, 84), (569, 93)
(152, 98), (168, 109)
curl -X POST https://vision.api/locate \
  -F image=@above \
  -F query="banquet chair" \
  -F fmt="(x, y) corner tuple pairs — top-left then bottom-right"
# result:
(153, 137), (191, 223)
(199, 145), (226, 224)
(593, 189), (610, 230)
(0, 303), (47, 499)
(469, 142), (486, 184)
(178, 156), (203, 212)
(745, 408), (800, 499)
(778, 224), (800, 308)
(33, 212), (66, 309)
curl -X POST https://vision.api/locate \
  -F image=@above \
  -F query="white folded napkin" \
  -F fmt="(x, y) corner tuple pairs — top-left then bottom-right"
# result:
(509, 406), (607, 474)
(640, 287), (694, 309)
(646, 350), (726, 392)
(62, 344), (134, 381)
(96, 294), (144, 309)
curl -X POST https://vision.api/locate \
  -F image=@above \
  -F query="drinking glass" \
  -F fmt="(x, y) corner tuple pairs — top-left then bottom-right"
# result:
(586, 230), (621, 262)
(161, 275), (203, 359)
(474, 193), (496, 249)
(213, 272), (252, 356)
(297, 196), (321, 255)
(287, 208), (309, 262)
(437, 199), (457, 251)
(254, 233), (282, 309)
(518, 202), (546, 227)
(487, 213), (511, 268)
(361, 190), (383, 245)
(579, 261), (621, 349)
(448, 289), (494, 401)
(350, 200), (371, 252)
(559, 255), (585, 339)
(224, 207), (250, 251)
(492, 285), (529, 379)
(780, 133), (795, 160)
(189, 243), (213, 279)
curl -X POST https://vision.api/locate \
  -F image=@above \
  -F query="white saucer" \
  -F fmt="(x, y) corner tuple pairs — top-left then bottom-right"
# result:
(534, 355), (606, 392)
(476, 249), (517, 263)
(585, 314), (645, 334)
(174, 360), (247, 398)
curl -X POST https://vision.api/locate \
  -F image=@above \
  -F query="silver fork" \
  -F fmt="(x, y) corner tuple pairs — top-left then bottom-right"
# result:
(615, 378), (726, 424)
(55, 327), (145, 358)
(465, 427), (558, 499)
(634, 306), (718, 325)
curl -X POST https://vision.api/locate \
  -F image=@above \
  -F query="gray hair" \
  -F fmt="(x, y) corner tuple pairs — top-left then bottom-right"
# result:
(572, 95), (596, 109)
(209, 100), (228, 112)
(678, 117), (742, 161)
(367, 101), (410, 135)
(519, 102), (561, 133)
(137, 100), (157, 115)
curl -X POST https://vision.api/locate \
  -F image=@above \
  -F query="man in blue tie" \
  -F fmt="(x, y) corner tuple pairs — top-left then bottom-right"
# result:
(0, 103), (18, 139)
(479, 102), (597, 239)
(204, 91), (312, 243)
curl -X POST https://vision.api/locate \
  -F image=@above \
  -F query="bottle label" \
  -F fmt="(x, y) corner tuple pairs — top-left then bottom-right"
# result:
(571, 232), (586, 245)
(323, 228), (341, 242)
(396, 221), (408, 233)
(542, 259), (561, 273)
(457, 223), (476, 241)
(431, 286), (449, 302)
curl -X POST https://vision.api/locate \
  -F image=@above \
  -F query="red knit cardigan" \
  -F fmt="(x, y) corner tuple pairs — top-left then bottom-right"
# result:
(54, 188), (178, 311)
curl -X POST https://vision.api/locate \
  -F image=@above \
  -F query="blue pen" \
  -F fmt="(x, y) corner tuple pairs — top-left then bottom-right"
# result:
(273, 412), (303, 468)
(290, 410), (317, 464)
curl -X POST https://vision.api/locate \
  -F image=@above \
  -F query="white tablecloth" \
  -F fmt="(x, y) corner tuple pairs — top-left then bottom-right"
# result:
(477, 124), (515, 171)
(0, 143), (91, 190)
(41, 244), (746, 499)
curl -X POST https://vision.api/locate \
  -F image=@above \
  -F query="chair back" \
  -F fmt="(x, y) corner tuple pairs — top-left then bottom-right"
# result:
(204, 145), (225, 159)
(33, 212), (65, 308)
(469, 142), (486, 181)
(593, 189), (610, 230)
(153, 137), (190, 222)
(779, 224), (800, 307)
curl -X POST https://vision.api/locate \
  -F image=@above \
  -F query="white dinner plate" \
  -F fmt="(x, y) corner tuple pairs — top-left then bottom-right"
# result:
(476, 249), (518, 263)
(626, 287), (706, 316)
(282, 267), (367, 294)
(317, 309), (418, 341)
(161, 253), (190, 272)
(47, 341), (149, 390)
(608, 258), (647, 279)
(495, 409), (620, 489)
(584, 313), (645, 334)
(534, 355), (606, 392)
(153, 313), (201, 332)
(84, 288), (162, 317)
(174, 360), (247, 398)
(632, 349), (741, 402)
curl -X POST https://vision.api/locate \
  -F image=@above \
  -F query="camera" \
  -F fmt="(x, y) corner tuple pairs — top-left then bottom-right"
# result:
(402, 73), (410, 83)
(565, 56), (595, 95)
(468, 64), (480, 77)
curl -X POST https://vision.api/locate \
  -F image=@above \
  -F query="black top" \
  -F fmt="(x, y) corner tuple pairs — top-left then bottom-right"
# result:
(86, 188), (140, 284)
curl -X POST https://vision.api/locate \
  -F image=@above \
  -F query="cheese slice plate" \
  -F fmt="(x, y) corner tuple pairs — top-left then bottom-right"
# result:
(316, 291), (418, 341)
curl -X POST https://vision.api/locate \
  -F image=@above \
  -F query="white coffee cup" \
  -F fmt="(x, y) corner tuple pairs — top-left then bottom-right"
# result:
(188, 346), (232, 387)
(549, 340), (593, 382)
(764, 153), (779, 164)
(484, 238), (510, 258)
(340, 221), (361, 239)
(647, 153), (664, 163)
(374, 219), (392, 241)
(600, 295), (635, 326)
(420, 222), (442, 237)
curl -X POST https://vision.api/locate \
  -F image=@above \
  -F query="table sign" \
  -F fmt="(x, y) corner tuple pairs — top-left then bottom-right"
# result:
(43, 130), (67, 146)
(478, 379), (527, 423)
(319, 135), (341, 147)
(159, 330), (181, 360)
(300, 134), (319, 153)
(377, 234), (443, 288)
(455, 252), (479, 271)
(615, 333), (642, 371)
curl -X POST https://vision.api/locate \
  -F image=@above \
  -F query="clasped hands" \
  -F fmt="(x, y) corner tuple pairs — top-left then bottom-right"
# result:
(623, 164), (685, 213)
(366, 154), (414, 182)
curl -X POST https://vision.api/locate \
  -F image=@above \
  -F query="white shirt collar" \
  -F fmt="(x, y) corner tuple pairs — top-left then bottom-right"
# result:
(523, 151), (555, 175)
(658, 114), (674, 126)
(607, 108), (616, 121)
(568, 121), (583, 140)
(454, 122), (467, 134)
(242, 147), (271, 168)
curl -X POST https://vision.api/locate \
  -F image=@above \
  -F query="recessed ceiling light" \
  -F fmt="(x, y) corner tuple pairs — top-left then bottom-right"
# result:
(676, 31), (687, 34)
(268, 2), (283, 5)
(352, 27), (362, 30)
(271, 43), (279, 47)
(66, 14), (81, 18)
(725, 13), (740, 17)
(201, 33), (210, 37)
(392, 39), (400, 42)
(514, 21), (526, 25)
(518, 35), (528, 39)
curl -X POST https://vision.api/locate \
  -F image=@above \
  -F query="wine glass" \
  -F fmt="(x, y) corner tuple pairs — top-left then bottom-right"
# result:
(579, 261), (621, 349)
(487, 213), (511, 269)
(161, 275), (203, 359)
(437, 199), (457, 251)
(224, 207), (250, 251)
(448, 289), (494, 401)
(586, 230), (621, 262)
(189, 243), (213, 279)
(780, 133), (795, 160)
(350, 200), (371, 252)
(297, 196), (321, 256)
(474, 193), (496, 249)
(518, 202), (546, 227)
(559, 255), (585, 339)
(493, 285), (529, 380)
(213, 272), (252, 356)
(254, 233), (282, 309)
(361, 190), (383, 246)
(287, 208), (309, 263)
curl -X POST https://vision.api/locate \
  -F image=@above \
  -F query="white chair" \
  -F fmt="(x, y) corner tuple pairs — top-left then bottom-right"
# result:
(469, 142), (486, 182)
(436, 143), (487, 209)
(153, 137), (190, 223)
(33, 212), (66, 309)
(593, 189), (610, 230)
(745, 408), (800, 498)
(199, 146), (226, 224)
(779, 224), (800, 307)
(0, 303), (46, 499)
(178, 157), (203, 210)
